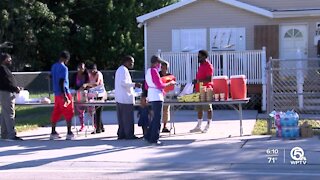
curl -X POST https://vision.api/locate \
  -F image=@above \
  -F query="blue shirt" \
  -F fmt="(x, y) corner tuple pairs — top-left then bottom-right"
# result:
(51, 62), (70, 96)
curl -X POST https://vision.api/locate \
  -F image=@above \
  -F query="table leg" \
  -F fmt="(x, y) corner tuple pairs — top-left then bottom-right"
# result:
(169, 105), (177, 135)
(228, 103), (243, 137)
(239, 104), (243, 137)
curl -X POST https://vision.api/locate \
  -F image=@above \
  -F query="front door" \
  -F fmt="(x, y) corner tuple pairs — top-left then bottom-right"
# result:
(279, 25), (308, 76)
(280, 24), (308, 59)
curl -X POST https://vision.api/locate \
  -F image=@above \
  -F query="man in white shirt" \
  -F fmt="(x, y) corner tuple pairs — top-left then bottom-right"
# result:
(115, 55), (141, 139)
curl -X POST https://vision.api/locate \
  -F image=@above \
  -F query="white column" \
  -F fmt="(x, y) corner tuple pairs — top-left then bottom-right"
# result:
(222, 52), (227, 76)
(296, 48), (304, 109)
(144, 22), (148, 73)
(186, 53), (192, 83)
(261, 47), (267, 111)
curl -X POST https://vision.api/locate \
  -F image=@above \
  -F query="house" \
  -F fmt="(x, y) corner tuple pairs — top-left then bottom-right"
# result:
(136, 0), (320, 111)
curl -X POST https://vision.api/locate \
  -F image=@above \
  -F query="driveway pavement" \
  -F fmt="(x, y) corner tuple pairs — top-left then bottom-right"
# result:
(1, 110), (319, 179)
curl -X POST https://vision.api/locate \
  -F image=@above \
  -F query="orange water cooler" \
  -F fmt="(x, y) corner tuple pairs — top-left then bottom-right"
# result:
(230, 75), (247, 99)
(212, 76), (229, 100)
(161, 75), (176, 93)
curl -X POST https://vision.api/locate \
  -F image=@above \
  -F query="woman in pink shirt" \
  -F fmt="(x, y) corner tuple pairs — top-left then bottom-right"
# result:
(144, 55), (174, 145)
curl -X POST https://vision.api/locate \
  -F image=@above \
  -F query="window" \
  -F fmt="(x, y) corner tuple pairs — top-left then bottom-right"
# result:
(210, 28), (246, 51)
(172, 29), (206, 52)
(284, 28), (303, 38)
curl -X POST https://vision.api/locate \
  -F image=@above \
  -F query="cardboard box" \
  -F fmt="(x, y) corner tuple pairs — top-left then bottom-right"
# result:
(300, 122), (314, 138)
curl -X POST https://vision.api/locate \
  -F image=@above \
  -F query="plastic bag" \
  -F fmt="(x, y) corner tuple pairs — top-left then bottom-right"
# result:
(178, 83), (194, 96)
(88, 85), (106, 98)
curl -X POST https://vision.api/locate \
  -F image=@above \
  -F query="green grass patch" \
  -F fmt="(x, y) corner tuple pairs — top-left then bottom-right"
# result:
(14, 92), (53, 132)
(252, 119), (320, 136)
(252, 119), (275, 135)
(15, 106), (52, 132)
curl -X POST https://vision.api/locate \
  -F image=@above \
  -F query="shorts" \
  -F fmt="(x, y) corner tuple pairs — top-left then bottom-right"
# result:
(51, 94), (74, 123)
(195, 104), (212, 112)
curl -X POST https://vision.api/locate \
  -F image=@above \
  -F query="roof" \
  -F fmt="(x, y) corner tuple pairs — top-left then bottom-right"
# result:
(136, 0), (320, 24)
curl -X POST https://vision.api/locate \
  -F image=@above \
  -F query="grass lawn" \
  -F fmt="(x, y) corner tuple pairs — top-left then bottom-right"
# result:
(12, 93), (53, 132)
(252, 119), (320, 136)
(15, 93), (54, 132)
(15, 106), (52, 132)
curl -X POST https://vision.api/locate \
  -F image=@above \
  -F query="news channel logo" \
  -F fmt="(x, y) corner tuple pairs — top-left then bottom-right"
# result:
(290, 147), (307, 165)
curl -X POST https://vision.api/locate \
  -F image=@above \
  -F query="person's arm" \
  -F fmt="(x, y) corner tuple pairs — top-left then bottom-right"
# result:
(59, 78), (68, 101)
(120, 68), (136, 88)
(151, 68), (173, 89)
(0, 67), (20, 93)
(59, 67), (70, 103)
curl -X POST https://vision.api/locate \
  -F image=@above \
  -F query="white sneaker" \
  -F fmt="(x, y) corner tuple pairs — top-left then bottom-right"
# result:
(190, 126), (202, 133)
(50, 133), (61, 140)
(66, 133), (75, 140)
(202, 124), (210, 133)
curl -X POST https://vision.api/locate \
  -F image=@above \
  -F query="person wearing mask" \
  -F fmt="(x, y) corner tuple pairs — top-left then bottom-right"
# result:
(70, 62), (90, 131)
(0, 53), (23, 141)
(144, 55), (175, 145)
(115, 55), (141, 140)
(50, 50), (75, 140)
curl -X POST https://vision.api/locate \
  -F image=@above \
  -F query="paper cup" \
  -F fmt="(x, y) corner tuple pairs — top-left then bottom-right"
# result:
(220, 93), (225, 101)
(214, 94), (219, 101)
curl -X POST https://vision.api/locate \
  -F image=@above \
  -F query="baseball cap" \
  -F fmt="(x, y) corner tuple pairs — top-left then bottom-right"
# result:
(150, 55), (167, 64)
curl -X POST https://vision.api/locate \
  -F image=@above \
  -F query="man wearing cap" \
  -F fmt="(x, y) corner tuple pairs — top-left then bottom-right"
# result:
(50, 50), (75, 140)
(115, 55), (141, 139)
(0, 53), (23, 141)
(190, 50), (213, 133)
(144, 55), (174, 145)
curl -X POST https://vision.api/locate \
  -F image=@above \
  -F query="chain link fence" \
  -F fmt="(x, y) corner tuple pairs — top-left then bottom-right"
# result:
(267, 58), (320, 116)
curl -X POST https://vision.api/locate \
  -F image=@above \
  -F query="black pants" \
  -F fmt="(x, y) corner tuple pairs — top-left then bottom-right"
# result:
(116, 103), (135, 139)
(94, 106), (104, 132)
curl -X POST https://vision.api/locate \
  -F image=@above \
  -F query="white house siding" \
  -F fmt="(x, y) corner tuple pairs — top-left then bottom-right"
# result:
(145, 0), (320, 68)
(146, 0), (271, 68)
(239, 0), (320, 10)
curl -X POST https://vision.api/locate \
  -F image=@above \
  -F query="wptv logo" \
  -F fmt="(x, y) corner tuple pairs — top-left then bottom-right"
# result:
(290, 147), (307, 165)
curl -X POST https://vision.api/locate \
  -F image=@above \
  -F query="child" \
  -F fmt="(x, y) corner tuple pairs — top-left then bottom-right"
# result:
(159, 62), (172, 133)
(137, 96), (151, 137)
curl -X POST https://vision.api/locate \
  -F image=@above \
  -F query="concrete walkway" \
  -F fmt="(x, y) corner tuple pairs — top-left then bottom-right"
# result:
(1, 110), (320, 179)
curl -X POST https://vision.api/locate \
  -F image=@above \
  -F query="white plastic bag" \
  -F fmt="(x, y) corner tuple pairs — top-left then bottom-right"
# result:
(178, 83), (194, 96)
(15, 90), (30, 104)
(88, 85), (106, 98)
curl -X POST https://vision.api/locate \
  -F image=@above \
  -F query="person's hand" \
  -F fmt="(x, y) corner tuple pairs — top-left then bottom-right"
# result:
(135, 82), (142, 88)
(63, 95), (71, 107)
(15, 87), (22, 93)
(82, 83), (88, 89)
(192, 79), (198, 84)
(166, 81), (175, 87)
(170, 81), (176, 85)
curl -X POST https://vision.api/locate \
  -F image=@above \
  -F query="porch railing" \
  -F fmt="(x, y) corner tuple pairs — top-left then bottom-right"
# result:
(159, 47), (266, 85)
(159, 47), (267, 111)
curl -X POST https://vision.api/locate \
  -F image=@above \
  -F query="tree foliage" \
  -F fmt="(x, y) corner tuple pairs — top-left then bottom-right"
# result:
(0, 0), (178, 71)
